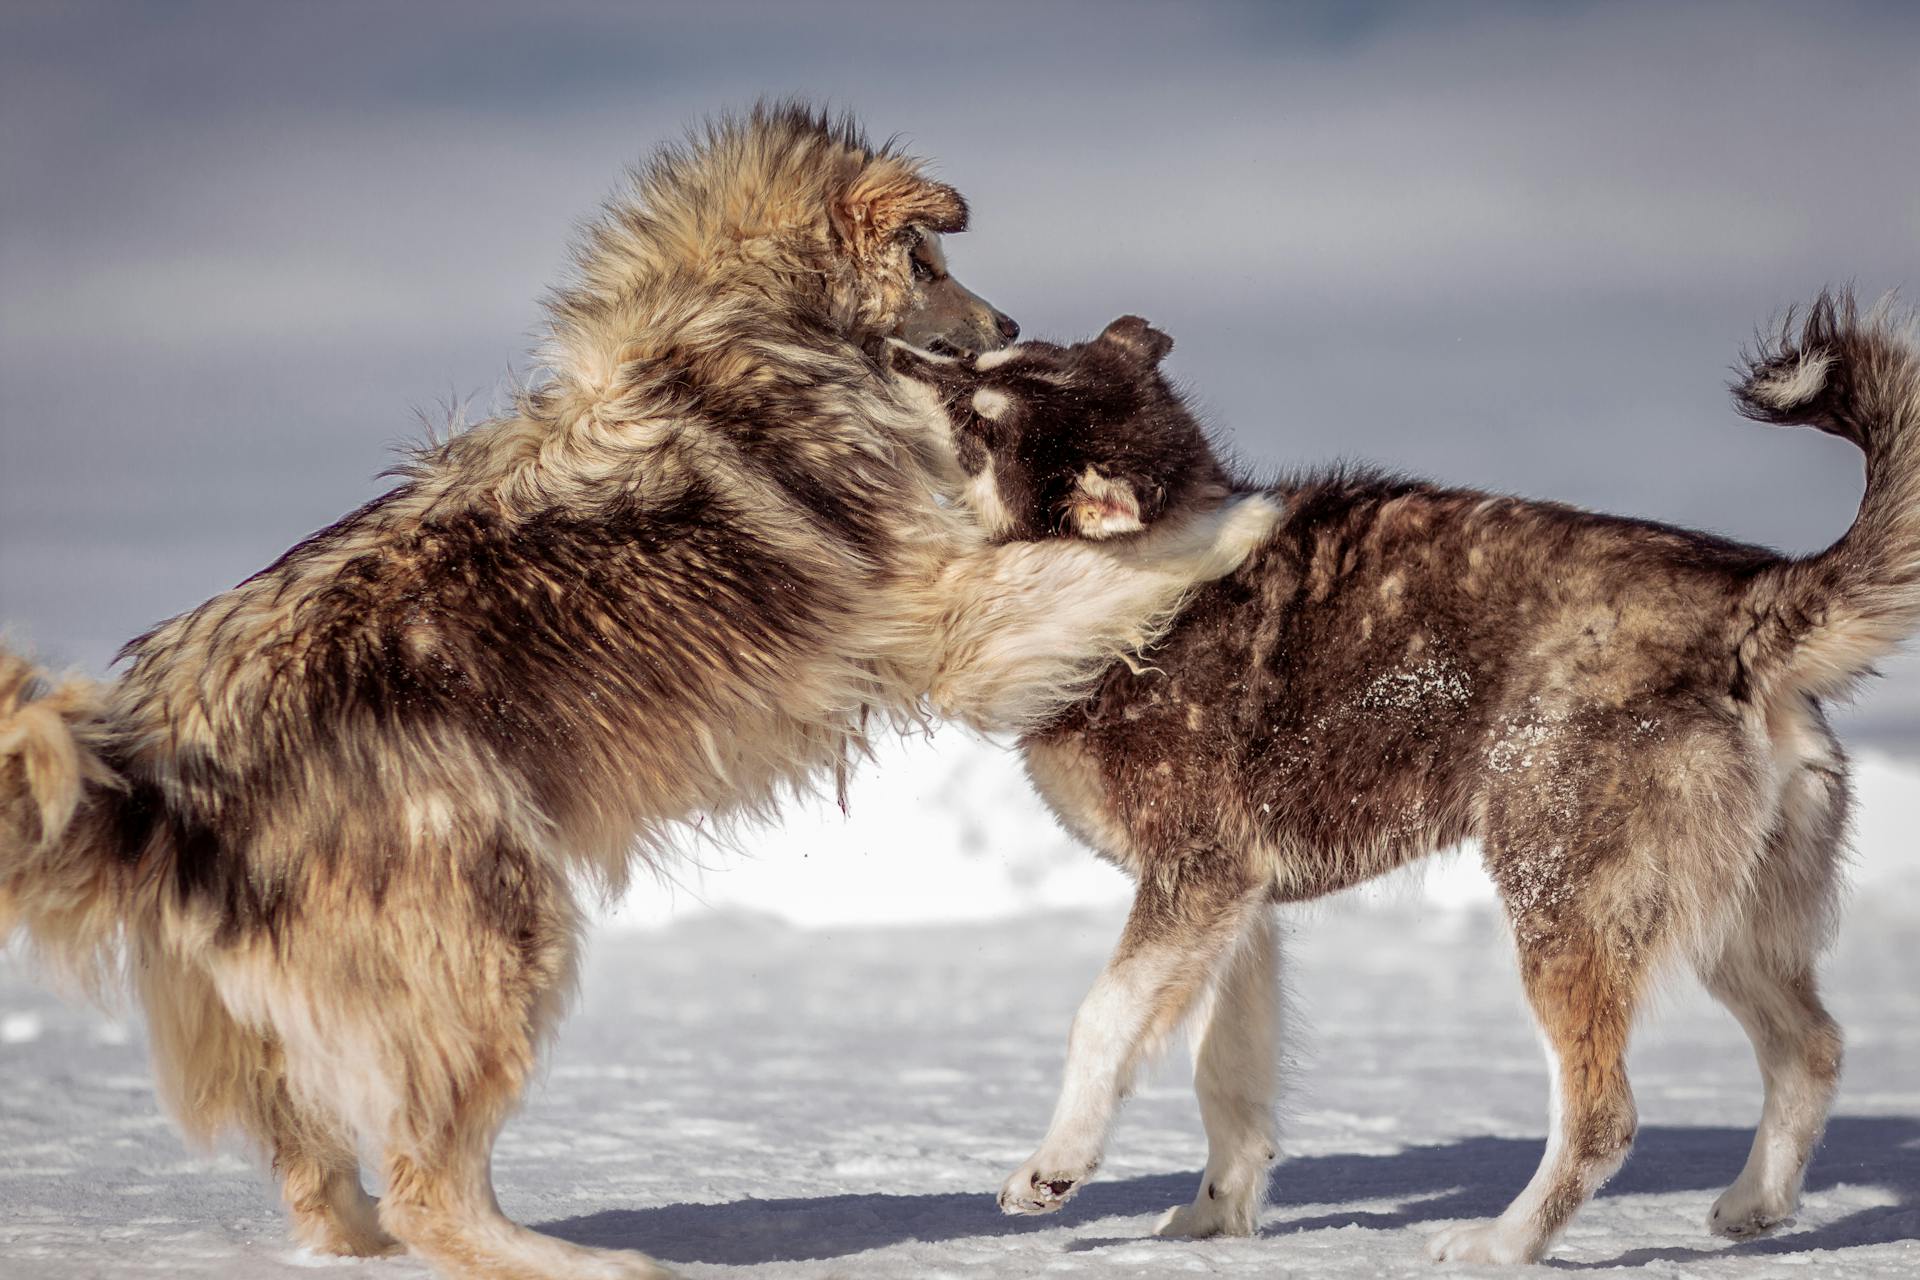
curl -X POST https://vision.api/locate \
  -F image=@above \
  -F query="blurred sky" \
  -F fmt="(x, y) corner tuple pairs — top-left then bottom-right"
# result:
(3, 0), (1918, 746)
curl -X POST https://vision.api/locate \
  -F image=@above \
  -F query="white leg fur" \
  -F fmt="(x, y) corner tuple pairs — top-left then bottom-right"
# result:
(998, 952), (1174, 1214)
(1707, 951), (1839, 1238)
(932, 493), (1280, 733)
(1157, 907), (1282, 1238)
(999, 881), (1262, 1216)
(1700, 762), (1846, 1239)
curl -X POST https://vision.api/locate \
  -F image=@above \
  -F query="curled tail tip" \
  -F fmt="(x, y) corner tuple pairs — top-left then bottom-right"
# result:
(1732, 289), (1855, 427)
(0, 651), (114, 850)
(0, 650), (128, 997)
(1736, 289), (1920, 701)
(1732, 287), (1918, 442)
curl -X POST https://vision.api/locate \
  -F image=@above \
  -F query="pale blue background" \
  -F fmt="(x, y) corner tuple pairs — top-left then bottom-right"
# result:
(4, 0), (1917, 746)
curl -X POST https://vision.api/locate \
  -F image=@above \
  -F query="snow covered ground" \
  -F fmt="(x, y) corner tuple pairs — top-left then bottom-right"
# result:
(3, 733), (1917, 1278)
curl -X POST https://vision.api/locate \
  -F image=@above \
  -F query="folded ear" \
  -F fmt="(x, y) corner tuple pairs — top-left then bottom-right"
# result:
(1067, 467), (1144, 539)
(832, 162), (969, 259)
(1097, 315), (1174, 364)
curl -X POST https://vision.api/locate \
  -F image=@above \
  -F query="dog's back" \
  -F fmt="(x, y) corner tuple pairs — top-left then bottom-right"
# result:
(1038, 467), (1791, 899)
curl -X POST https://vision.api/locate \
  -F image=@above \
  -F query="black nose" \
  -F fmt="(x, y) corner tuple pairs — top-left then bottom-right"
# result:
(995, 312), (1020, 342)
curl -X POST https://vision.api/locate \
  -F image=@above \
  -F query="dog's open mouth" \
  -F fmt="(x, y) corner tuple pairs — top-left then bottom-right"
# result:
(924, 338), (965, 358)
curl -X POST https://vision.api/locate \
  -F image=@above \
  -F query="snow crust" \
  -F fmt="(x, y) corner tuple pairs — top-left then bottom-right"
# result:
(2, 738), (1916, 1278)
(607, 734), (1920, 929)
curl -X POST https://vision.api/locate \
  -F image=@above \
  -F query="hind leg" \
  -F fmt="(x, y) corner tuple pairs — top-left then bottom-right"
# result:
(1699, 759), (1848, 1238)
(1429, 914), (1649, 1264)
(1431, 779), (1679, 1268)
(325, 885), (673, 1278)
(378, 1104), (672, 1280)
(192, 846), (674, 1279)
(137, 947), (395, 1256)
(267, 1084), (396, 1256)
(1156, 903), (1281, 1239)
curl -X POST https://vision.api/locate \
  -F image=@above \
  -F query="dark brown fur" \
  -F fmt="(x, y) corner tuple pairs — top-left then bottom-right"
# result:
(893, 298), (1920, 1261)
(1, 106), (1287, 1280)
(1, 103), (1045, 1280)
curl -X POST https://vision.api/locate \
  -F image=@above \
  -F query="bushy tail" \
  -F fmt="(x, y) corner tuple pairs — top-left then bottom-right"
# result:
(0, 650), (129, 994)
(1734, 290), (1920, 701)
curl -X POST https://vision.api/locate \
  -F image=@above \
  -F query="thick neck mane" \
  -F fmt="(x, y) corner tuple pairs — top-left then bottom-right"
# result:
(528, 106), (905, 430)
(406, 106), (933, 515)
(567, 105), (878, 306)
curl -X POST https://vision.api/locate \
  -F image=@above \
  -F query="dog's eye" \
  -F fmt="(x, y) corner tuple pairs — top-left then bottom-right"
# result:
(910, 253), (935, 282)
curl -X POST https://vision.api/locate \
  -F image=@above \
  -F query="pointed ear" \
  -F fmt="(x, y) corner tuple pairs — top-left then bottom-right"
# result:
(1067, 468), (1145, 539)
(831, 162), (969, 259)
(1097, 315), (1174, 364)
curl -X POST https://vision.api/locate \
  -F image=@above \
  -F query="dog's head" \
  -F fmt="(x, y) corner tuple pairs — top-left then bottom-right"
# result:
(826, 155), (1018, 356)
(553, 107), (1016, 369)
(888, 316), (1225, 540)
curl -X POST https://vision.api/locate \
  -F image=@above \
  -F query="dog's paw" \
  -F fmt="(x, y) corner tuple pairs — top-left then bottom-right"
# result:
(297, 1226), (402, 1259)
(557, 1245), (683, 1280)
(290, 1195), (401, 1258)
(1184, 493), (1284, 579)
(1708, 1181), (1797, 1239)
(1427, 1219), (1544, 1265)
(1154, 1181), (1261, 1239)
(997, 1153), (1097, 1216)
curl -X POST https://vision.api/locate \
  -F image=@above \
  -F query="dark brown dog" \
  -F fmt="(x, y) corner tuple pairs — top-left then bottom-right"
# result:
(889, 297), (1920, 1263)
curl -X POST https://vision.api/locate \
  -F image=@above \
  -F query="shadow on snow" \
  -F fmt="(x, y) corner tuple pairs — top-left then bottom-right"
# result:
(538, 1114), (1920, 1268)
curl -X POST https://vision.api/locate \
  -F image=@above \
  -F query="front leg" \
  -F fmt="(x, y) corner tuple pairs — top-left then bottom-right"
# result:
(999, 861), (1263, 1216)
(1156, 904), (1282, 1238)
(931, 493), (1281, 733)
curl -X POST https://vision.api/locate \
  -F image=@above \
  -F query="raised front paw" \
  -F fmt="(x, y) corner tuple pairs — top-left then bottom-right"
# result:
(1428, 1219), (1545, 1265)
(997, 1153), (1098, 1215)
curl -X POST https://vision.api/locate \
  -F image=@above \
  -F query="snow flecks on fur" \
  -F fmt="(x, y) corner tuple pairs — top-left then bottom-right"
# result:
(1353, 654), (1472, 714)
(1487, 701), (1568, 776)
(918, 300), (1915, 1265)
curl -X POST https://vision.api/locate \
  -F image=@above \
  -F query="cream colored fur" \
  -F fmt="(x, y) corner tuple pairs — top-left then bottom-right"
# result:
(929, 494), (1281, 731)
(0, 107), (1273, 1280)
